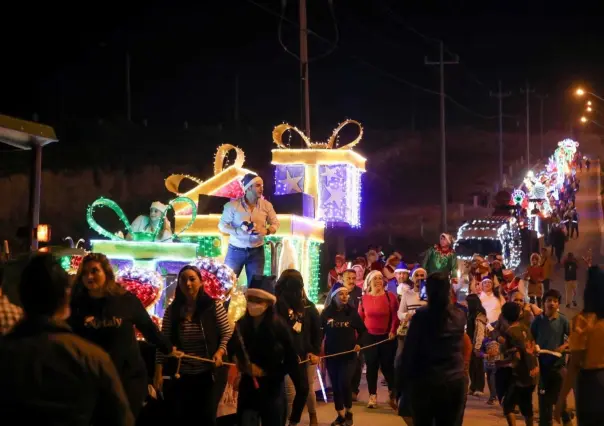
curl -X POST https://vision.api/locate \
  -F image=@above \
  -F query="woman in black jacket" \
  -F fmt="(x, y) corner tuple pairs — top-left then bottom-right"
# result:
(69, 253), (177, 420)
(321, 283), (367, 426)
(229, 275), (303, 426)
(275, 269), (316, 426)
(153, 265), (233, 425)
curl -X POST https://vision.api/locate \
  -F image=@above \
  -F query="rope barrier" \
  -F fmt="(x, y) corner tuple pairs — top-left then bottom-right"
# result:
(169, 337), (393, 378)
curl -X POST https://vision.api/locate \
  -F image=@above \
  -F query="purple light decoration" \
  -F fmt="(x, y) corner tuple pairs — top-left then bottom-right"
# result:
(274, 165), (305, 195)
(109, 258), (133, 272)
(156, 260), (190, 275)
(318, 164), (362, 227)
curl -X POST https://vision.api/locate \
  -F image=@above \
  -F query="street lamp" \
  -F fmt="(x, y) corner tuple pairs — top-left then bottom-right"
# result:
(580, 116), (588, 123)
(587, 100), (592, 106)
(575, 87), (604, 102)
(577, 88), (586, 96)
(587, 106), (593, 112)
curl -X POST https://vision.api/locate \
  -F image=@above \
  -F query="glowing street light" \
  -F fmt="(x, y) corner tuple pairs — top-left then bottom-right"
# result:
(574, 87), (604, 102)
(580, 116), (588, 123)
(587, 106), (593, 112)
(588, 100), (592, 106)
(577, 88), (585, 96)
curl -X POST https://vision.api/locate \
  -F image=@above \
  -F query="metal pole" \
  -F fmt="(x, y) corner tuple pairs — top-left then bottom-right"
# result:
(425, 42), (458, 232)
(490, 81), (511, 184)
(540, 97), (543, 159)
(126, 52), (131, 122)
(28, 142), (42, 251)
(299, 0), (311, 139)
(439, 41), (447, 232)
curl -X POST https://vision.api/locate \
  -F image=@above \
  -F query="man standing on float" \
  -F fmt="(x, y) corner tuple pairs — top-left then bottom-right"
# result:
(219, 173), (280, 285)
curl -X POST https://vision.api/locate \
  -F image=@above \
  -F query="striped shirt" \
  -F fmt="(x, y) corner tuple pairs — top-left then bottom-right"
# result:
(156, 301), (232, 374)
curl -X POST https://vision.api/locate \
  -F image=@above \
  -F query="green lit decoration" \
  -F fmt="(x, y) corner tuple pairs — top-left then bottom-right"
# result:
(87, 196), (198, 242)
(262, 236), (321, 303)
(180, 235), (223, 258)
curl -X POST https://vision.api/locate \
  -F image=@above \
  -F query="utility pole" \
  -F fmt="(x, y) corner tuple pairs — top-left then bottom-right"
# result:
(126, 51), (131, 122)
(535, 93), (548, 159)
(299, 0), (311, 139)
(520, 81), (535, 169)
(425, 41), (458, 232)
(490, 80), (511, 184)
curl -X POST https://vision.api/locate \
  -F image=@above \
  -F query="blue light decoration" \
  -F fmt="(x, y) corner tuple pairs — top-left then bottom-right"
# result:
(274, 164), (305, 195)
(318, 164), (362, 226)
(271, 119), (366, 227)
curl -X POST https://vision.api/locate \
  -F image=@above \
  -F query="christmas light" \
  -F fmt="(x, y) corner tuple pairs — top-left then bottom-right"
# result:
(454, 217), (521, 270)
(87, 196), (198, 242)
(116, 267), (164, 309)
(90, 240), (198, 262)
(189, 257), (237, 300)
(177, 214), (325, 242)
(166, 144), (254, 213)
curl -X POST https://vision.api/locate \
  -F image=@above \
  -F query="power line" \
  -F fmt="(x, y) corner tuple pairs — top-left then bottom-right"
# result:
(246, 0), (511, 122)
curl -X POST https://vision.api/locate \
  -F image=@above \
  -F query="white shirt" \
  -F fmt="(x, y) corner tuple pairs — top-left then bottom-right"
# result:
(397, 287), (427, 321)
(479, 292), (502, 324)
(218, 197), (280, 248)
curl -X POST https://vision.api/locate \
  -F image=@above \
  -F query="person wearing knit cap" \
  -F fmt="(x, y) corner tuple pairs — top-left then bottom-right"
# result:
(394, 268), (413, 297)
(328, 254), (347, 290)
(321, 282), (367, 426)
(229, 274), (303, 426)
(128, 201), (174, 242)
(218, 173), (280, 285)
(422, 233), (458, 278)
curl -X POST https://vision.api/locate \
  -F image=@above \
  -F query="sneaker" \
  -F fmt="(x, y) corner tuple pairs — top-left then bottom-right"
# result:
(351, 392), (358, 402)
(345, 412), (354, 426)
(473, 391), (484, 397)
(330, 415), (345, 426)
(486, 398), (496, 405)
(367, 394), (378, 408)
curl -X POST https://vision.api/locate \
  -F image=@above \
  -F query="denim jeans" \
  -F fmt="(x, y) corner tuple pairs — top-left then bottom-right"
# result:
(224, 245), (265, 286)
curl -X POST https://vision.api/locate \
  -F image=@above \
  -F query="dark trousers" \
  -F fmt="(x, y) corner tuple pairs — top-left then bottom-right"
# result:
(364, 334), (396, 394)
(122, 374), (148, 421)
(284, 362), (310, 424)
(224, 245), (265, 286)
(351, 353), (363, 394)
(165, 371), (215, 425)
(410, 377), (466, 426)
(539, 366), (571, 426)
(495, 367), (513, 404)
(238, 376), (284, 426)
(576, 368), (604, 426)
(468, 352), (485, 393)
(571, 224), (579, 238)
(326, 357), (356, 411)
(543, 278), (551, 293)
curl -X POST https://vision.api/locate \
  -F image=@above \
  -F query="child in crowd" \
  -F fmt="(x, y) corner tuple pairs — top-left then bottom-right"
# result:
(500, 302), (539, 426)
(321, 283), (367, 426)
(483, 337), (503, 405)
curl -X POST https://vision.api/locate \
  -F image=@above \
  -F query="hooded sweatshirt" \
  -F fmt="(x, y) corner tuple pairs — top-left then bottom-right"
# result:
(321, 302), (367, 360)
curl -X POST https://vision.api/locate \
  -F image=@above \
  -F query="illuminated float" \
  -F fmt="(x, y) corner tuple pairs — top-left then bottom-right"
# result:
(165, 142), (327, 302)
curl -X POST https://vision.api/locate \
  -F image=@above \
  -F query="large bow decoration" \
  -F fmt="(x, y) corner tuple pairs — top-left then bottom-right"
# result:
(87, 196), (198, 242)
(165, 144), (246, 196)
(272, 119), (363, 150)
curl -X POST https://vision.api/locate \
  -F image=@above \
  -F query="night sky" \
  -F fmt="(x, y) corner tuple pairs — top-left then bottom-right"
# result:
(2, 1), (604, 135)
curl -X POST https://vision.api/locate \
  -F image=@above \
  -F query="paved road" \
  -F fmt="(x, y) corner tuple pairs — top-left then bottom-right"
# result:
(299, 164), (602, 425)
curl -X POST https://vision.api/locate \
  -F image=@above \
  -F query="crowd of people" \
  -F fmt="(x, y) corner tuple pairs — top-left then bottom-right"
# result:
(0, 158), (601, 426)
